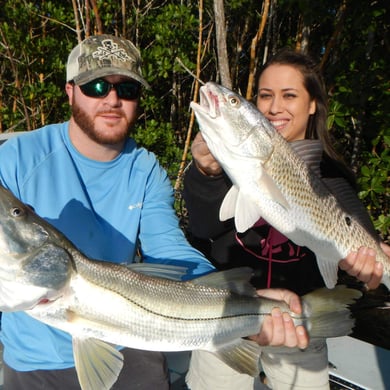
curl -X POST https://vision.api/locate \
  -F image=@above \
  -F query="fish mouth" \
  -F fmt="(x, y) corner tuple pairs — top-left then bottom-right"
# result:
(0, 280), (64, 311)
(190, 84), (221, 119)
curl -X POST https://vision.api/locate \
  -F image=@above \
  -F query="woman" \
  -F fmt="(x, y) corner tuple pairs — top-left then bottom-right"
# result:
(183, 48), (388, 389)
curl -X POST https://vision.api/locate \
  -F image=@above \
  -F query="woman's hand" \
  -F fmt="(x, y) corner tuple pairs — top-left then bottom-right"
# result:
(191, 132), (222, 176)
(249, 288), (309, 349)
(339, 243), (390, 290)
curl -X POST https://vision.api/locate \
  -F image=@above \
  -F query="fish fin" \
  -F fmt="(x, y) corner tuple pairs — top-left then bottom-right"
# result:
(301, 286), (361, 338)
(127, 263), (187, 281)
(191, 267), (257, 296)
(220, 176), (290, 233)
(234, 191), (264, 233)
(219, 186), (239, 221)
(315, 255), (339, 289)
(212, 339), (261, 377)
(73, 337), (124, 390)
(257, 171), (290, 210)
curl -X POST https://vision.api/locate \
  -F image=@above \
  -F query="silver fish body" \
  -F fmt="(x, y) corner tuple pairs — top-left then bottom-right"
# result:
(0, 185), (361, 389)
(190, 82), (390, 289)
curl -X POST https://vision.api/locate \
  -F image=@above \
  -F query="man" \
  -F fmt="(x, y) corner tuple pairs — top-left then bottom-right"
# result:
(0, 35), (308, 390)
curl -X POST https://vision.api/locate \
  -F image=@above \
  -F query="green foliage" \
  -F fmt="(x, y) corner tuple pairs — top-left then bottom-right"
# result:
(0, 1), (73, 131)
(327, 100), (349, 130)
(133, 3), (200, 173)
(133, 115), (183, 180)
(315, 0), (389, 241)
(0, 0), (388, 240)
(357, 134), (390, 241)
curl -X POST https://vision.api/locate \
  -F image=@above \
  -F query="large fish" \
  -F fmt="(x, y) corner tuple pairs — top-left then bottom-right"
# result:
(190, 82), (390, 290)
(0, 185), (362, 389)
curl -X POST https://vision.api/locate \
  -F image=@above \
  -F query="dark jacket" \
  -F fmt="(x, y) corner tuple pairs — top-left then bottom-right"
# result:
(183, 139), (376, 295)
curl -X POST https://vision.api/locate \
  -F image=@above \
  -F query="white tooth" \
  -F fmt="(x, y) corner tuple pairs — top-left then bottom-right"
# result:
(271, 120), (286, 127)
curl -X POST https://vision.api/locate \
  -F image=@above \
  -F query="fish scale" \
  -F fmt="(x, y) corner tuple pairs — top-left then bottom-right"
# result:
(190, 81), (390, 290)
(264, 121), (389, 288)
(0, 174), (363, 390)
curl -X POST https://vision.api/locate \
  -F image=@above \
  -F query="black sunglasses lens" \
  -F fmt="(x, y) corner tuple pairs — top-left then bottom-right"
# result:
(79, 79), (141, 100)
(116, 82), (141, 100)
(79, 79), (109, 97)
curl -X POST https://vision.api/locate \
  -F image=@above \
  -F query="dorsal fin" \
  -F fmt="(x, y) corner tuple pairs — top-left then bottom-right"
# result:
(190, 267), (257, 297)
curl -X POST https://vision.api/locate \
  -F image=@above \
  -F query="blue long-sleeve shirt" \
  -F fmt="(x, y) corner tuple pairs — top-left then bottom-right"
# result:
(0, 122), (214, 371)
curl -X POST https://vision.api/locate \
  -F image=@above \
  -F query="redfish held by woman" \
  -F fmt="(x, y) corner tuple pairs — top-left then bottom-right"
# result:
(190, 82), (390, 290)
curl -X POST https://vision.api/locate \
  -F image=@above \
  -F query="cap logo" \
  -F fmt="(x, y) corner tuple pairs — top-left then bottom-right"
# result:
(92, 39), (132, 63)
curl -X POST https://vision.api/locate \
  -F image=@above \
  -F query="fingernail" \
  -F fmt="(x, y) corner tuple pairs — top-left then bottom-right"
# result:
(367, 248), (376, 257)
(272, 308), (282, 317)
(282, 312), (291, 322)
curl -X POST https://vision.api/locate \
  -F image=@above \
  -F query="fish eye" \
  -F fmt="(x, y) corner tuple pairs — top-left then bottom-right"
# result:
(10, 207), (25, 218)
(228, 95), (240, 107)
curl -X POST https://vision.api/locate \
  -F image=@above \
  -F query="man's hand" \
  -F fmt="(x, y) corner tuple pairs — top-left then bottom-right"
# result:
(191, 132), (222, 176)
(249, 288), (309, 349)
(339, 243), (390, 290)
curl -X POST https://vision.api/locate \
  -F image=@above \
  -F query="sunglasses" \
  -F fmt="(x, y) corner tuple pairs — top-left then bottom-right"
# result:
(78, 79), (141, 100)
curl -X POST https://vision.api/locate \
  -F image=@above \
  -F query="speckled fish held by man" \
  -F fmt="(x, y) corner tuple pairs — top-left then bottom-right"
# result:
(190, 82), (390, 290)
(0, 184), (361, 390)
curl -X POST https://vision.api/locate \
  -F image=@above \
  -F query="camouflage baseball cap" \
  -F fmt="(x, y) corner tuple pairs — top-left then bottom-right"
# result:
(66, 34), (150, 88)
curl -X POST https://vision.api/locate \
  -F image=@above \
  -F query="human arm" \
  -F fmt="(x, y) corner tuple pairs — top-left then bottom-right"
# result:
(141, 156), (308, 345)
(183, 132), (234, 239)
(249, 288), (309, 349)
(137, 151), (215, 279)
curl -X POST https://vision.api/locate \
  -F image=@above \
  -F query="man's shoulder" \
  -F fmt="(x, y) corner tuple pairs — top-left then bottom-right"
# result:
(125, 140), (161, 171)
(2, 123), (67, 151)
(0, 123), (69, 185)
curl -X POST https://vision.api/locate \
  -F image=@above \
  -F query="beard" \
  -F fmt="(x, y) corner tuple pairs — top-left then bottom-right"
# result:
(71, 100), (134, 145)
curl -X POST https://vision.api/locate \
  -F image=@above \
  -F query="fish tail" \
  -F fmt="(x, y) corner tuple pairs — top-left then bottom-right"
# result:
(301, 285), (362, 338)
